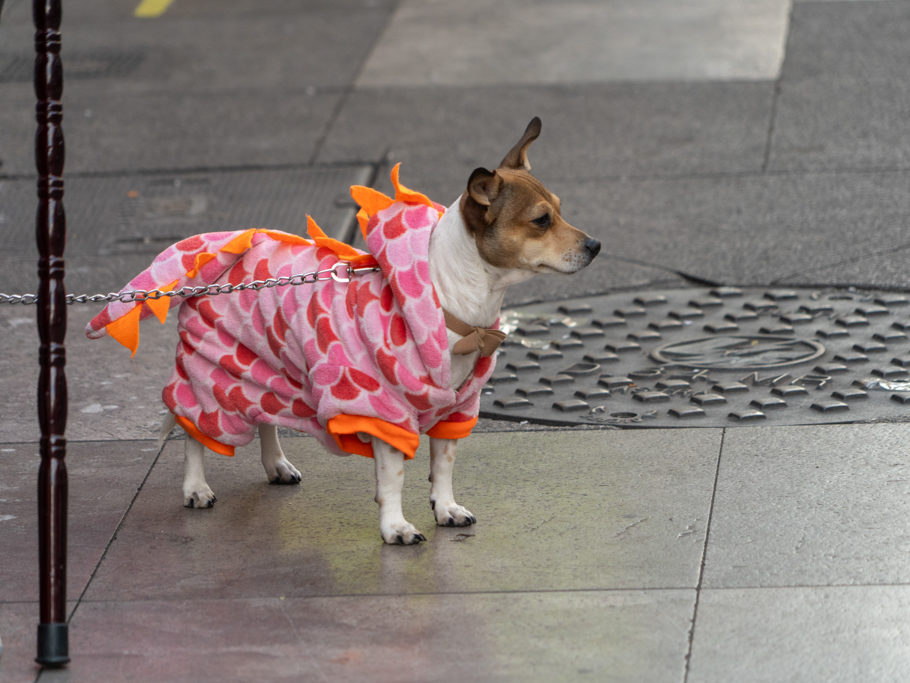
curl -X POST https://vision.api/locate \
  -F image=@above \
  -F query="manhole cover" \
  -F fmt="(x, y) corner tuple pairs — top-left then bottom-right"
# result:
(481, 287), (910, 427)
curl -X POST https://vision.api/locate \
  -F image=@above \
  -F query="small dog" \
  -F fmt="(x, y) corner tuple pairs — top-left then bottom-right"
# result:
(87, 118), (599, 544)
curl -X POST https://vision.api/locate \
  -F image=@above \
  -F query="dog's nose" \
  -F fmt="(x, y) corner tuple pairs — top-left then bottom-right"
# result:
(583, 238), (601, 257)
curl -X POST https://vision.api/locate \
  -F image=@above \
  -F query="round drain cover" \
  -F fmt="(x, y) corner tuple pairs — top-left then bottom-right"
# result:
(481, 287), (910, 427)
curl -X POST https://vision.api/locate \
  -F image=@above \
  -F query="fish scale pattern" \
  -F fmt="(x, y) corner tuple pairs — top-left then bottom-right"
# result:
(86, 172), (495, 459)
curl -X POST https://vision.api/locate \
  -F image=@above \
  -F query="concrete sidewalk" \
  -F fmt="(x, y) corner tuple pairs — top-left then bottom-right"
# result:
(3, 424), (909, 681)
(3, 0), (910, 680)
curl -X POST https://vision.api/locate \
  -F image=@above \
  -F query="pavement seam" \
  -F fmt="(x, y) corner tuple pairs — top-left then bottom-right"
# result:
(62, 437), (169, 625)
(771, 239), (910, 290)
(760, 0), (792, 173)
(683, 427), (725, 682)
(761, 79), (783, 173)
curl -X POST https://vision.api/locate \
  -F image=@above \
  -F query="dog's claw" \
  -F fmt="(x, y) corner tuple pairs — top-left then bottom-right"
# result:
(265, 458), (302, 485)
(435, 503), (476, 527)
(184, 491), (216, 509)
(383, 524), (427, 545)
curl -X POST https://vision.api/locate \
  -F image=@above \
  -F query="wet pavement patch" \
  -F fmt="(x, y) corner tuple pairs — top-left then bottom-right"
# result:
(483, 287), (910, 428)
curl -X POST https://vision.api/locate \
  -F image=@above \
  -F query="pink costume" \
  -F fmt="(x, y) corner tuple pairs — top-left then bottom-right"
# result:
(85, 167), (496, 459)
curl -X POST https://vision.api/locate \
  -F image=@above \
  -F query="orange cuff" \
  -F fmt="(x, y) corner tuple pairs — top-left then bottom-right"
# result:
(427, 416), (478, 441)
(327, 414), (420, 459)
(174, 415), (235, 456)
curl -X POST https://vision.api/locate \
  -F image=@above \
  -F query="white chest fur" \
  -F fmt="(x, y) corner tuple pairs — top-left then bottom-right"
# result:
(429, 198), (530, 391)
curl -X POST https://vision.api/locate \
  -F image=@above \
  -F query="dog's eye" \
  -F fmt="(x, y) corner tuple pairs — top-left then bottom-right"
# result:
(531, 213), (551, 229)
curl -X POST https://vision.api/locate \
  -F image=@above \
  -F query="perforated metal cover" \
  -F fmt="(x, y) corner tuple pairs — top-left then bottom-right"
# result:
(481, 287), (910, 427)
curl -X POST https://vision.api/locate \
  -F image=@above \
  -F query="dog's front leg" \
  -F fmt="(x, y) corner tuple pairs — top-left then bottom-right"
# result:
(429, 437), (476, 527)
(372, 438), (426, 544)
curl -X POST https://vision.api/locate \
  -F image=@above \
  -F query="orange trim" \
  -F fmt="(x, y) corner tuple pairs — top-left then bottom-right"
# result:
(327, 414), (420, 459)
(427, 416), (478, 441)
(174, 415), (235, 456)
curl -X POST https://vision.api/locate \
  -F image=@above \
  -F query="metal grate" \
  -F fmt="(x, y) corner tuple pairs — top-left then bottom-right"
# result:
(483, 287), (910, 428)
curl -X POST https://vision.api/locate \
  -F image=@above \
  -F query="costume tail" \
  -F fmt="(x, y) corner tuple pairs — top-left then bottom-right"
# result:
(85, 222), (374, 356)
(85, 229), (303, 355)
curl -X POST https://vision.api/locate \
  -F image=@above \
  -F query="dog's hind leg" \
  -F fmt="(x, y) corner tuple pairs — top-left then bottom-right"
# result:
(259, 423), (301, 485)
(159, 412), (177, 446)
(373, 438), (426, 544)
(183, 435), (216, 509)
(429, 437), (476, 527)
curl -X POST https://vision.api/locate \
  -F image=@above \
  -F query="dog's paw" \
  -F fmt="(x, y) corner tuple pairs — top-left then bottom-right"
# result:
(380, 520), (427, 545)
(267, 458), (302, 485)
(183, 486), (216, 509)
(432, 500), (476, 527)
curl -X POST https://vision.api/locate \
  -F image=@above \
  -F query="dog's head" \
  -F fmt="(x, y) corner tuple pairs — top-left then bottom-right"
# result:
(460, 117), (600, 275)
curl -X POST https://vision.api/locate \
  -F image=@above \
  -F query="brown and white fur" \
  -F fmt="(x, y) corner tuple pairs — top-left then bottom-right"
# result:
(167, 118), (600, 544)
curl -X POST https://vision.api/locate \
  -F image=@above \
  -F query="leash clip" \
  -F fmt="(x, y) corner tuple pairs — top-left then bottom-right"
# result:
(330, 262), (353, 283)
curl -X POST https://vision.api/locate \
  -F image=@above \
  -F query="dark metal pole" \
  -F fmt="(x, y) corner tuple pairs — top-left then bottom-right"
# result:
(34, 0), (70, 667)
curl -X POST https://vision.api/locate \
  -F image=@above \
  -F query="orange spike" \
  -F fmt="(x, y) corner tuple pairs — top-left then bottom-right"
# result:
(146, 278), (179, 324)
(306, 215), (367, 262)
(351, 184), (394, 217)
(221, 228), (257, 255)
(105, 305), (142, 357)
(356, 208), (370, 240)
(390, 163), (436, 209)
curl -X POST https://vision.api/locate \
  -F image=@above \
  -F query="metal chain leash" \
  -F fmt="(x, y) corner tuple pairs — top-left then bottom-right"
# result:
(0, 262), (380, 306)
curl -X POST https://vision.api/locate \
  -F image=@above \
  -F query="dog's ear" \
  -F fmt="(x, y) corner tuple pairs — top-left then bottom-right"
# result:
(467, 167), (502, 207)
(498, 117), (542, 171)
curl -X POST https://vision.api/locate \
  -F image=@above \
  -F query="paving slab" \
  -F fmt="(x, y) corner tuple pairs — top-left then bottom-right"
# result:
(781, 1), (910, 82)
(1, 1), (388, 92)
(0, 0), (396, 23)
(769, 79), (910, 173)
(556, 170), (910, 289)
(768, 2), (910, 171)
(689, 586), (910, 683)
(0, 0), (390, 176)
(41, 591), (693, 682)
(0, 440), (159, 603)
(778, 245), (910, 291)
(358, 0), (789, 86)
(0, 85), (344, 176)
(1, 165), (370, 258)
(0, 305), (180, 443)
(82, 429), (719, 601)
(318, 83), (775, 185)
(0, 601), (49, 683)
(703, 423), (910, 588)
